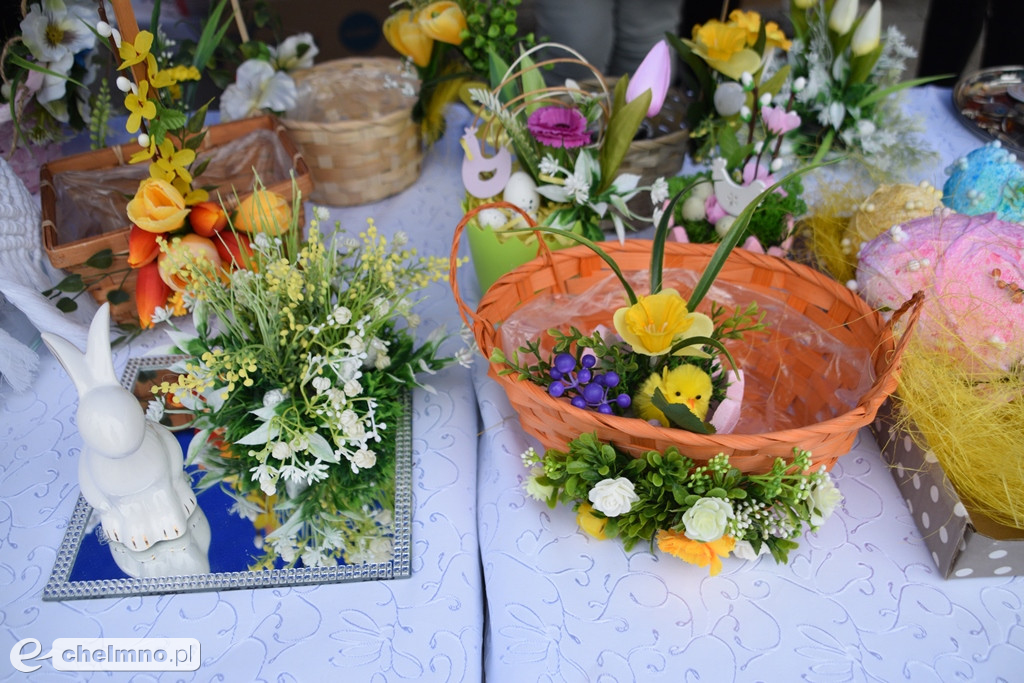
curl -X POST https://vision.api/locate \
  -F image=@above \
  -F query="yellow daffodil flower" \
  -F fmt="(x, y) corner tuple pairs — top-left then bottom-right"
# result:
(118, 30), (154, 70)
(418, 1), (467, 45)
(125, 80), (156, 133)
(685, 21), (762, 80)
(383, 9), (434, 67)
(612, 289), (715, 357)
(728, 9), (762, 46)
(150, 139), (196, 185)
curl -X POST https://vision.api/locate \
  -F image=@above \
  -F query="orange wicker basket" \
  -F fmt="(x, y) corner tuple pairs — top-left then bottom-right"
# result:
(451, 207), (923, 474)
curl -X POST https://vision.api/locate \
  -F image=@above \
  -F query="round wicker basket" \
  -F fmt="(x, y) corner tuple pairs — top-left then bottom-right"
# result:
(282, 58), (422, 206)
(451, 208), (923, 474)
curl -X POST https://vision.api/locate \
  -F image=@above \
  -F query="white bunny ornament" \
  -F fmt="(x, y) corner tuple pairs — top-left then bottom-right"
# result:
(42, 303), (208, 576)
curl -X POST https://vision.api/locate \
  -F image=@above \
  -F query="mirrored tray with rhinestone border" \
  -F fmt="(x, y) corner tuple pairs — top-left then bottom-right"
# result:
(43, 355), (413, 601)
(952, 65), (1024, 156)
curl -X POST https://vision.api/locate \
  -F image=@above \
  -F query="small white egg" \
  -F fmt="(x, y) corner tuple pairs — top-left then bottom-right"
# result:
(680, 195), (707, 222)
(502, 171), (540, 218)
(476, 208), (509, 230)
(690, 181), (714, 201)
(715, 215), (736, 238)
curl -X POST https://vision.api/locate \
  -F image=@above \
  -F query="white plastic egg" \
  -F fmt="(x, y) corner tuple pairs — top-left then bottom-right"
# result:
(476, 208), (509, 230)
(680, 195), (707, 222)
(715, 215), (736, 238)
(502, 171), (540, 218)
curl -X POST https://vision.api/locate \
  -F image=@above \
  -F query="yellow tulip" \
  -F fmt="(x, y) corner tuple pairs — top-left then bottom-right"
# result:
(126, 177), (190, 234)
(418, 1), (467, 46)
(612, 289), (715, 357)
(382, 9), (434, 67)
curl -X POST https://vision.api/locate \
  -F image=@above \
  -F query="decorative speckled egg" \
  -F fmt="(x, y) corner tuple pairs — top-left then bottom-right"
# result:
(846, 181), (944, 246)
(943, 141), (1024, 224)
(502, 171), (540, 218)
(476, 208), (509, 230)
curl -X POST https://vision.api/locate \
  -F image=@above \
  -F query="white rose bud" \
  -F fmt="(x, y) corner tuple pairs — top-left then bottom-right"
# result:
(588, 477), (639, 517)
(808, 476), (843, 526)
(681, 497), (734, 542)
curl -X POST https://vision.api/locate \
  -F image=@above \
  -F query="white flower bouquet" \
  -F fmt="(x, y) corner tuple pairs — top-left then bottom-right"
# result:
(154, 195), (461, 568)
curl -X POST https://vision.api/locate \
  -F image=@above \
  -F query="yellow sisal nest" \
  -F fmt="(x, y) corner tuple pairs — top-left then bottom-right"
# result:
(895, 340), (1024, 530)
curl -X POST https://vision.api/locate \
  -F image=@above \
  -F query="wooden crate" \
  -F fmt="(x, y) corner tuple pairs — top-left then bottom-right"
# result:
(40, 115), (312, 323)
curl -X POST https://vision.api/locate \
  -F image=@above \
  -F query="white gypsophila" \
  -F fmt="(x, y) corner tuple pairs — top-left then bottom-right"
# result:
(732, 539), (771, 561)
(271, 441), (293, 461)
(350, 448), (377, 471)
(272, 538), (300, 564)
(271, 32), (318, 71)
(145, 399), (165, 422)
(682, 497), (734, 542)
(343, 378), (362, 397)
(304, 460), (330, 484)
(313, 205), (330, 222)
(808, 475), (843, 527)
(455, 346), (475, 368)
(373, 353), (390, 371)
(263, 388), (287, 408)
(406, 313), (421, 328)
(588, 477), (639, 517)
(392, 231), (409, 247)
(220, 60), (298, 121)
(371, 297), (390, 317)
(650, 177), (669, 205)
(331, 306), (352, 325)
(311, 376), (331, 394)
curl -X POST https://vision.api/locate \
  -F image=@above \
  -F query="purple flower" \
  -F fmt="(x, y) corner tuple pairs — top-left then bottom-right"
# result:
(760, 105), (801, 136)
(527, 106), (591, 149)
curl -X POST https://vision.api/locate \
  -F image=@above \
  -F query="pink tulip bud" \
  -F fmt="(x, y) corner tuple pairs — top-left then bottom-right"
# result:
(626, 39), (671, 118)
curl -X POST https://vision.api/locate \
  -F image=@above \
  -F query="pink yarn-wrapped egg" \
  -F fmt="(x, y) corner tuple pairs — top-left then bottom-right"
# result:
(856, 211), (1024, 373)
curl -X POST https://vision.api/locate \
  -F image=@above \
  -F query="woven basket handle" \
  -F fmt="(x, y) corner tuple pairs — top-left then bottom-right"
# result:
(449, 201), (552, 331)
(867, 290), (926, 407)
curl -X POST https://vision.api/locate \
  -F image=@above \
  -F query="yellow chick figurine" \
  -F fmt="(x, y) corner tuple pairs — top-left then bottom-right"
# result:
(634, 364), (713, 426)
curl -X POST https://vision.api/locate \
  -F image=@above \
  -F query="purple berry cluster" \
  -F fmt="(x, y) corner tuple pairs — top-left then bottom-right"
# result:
(547, 352), (631, 414)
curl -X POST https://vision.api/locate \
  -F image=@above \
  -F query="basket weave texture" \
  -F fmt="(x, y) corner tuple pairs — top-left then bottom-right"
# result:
(40, 115), (312, 323)
(282, 58), (422, 206)
(452, 214), (922, 474)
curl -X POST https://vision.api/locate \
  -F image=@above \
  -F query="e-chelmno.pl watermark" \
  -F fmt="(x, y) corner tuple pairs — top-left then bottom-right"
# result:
(10, 637), (200, 673)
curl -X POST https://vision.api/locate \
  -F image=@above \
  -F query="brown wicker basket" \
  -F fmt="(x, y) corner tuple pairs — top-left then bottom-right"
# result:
(451, 206), (923, 474)
(282, 58), (422, 206)
(40, 115), (313, 323)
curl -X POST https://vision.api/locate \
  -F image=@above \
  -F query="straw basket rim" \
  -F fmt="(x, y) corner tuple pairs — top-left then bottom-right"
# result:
(451, 206), (923, 473)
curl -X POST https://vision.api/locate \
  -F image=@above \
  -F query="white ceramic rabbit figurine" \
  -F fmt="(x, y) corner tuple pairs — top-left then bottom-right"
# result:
(42, 303), (199, 552)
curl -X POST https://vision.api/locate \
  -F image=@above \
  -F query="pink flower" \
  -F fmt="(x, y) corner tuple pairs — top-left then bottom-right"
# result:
(526, 106), (591, 149)
(704, 194), (727, 224)
(742, 159), (787, 197)
(760, 105), (801, 135)
(626, 39), (671, 118)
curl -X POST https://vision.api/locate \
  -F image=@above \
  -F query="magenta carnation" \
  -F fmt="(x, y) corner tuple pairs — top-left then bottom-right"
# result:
(526, 106), (591, 149)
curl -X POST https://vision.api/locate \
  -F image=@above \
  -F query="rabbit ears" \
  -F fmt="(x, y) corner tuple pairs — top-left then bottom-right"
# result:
(41, 302), (119, 396)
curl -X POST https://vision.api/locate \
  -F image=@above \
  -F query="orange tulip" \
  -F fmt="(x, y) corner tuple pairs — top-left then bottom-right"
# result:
(418, 1), (467, 45)
(189, 201), (228, 237)
(213, 230), (254, 269)
(157, 233), (222, 291)
(127, 225), (161, 268)
(135, 261), (171, 329)
(383, 9), (433, 67)
(233, 190), (292, 235)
